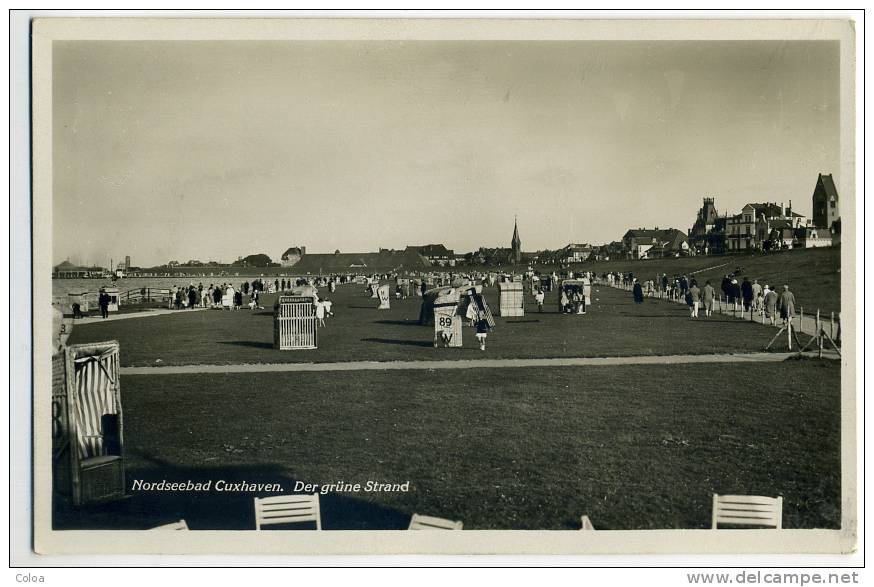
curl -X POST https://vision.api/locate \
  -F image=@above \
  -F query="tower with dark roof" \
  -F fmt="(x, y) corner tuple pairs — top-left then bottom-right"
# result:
(812, 173), (840, 230)
(511, 217), (522, 264)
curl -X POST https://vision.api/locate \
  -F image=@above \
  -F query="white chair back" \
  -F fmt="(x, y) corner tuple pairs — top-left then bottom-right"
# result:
(254, 493), (321, 530)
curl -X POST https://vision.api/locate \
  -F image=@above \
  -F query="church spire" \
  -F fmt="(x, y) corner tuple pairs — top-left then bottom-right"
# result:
(511, 216), (522, 264)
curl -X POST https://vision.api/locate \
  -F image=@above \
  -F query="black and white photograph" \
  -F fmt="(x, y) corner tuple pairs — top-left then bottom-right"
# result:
(24, 15), (858, 558)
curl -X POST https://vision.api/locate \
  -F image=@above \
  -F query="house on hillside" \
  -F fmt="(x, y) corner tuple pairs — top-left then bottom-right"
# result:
(621, 228), (688, 259)
(561, 243), (593, 264)
(726, 202), (808, 252)
(794, 226), (833, 249)
(281, 246), (306, 267)
(407, 244), (454, 267)
(475, 247), (510, 265)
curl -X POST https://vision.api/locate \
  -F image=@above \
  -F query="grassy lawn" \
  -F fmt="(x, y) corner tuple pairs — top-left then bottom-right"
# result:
(66, 283), (790, 367)
(54, 359), (840, 531)
(571, 247), (841, 316)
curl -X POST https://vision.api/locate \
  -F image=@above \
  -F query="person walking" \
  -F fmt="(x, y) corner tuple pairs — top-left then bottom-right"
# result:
(741, 277), (754, 314)
(98, 288), (110, 319)
(764, 284), (779, 326)
(534, 288), (545, 312)
(187, 286), (197, 309)
(689, 280), (701, 319)
(730, 279), (742, 313)
(721, 275), (732, 302)
(751, 279), (763, 314)
(475, 316), (491, 351)
(778, 284), (796, 328)
(702, 280), (715, 317)
(632, 279), (644, 304)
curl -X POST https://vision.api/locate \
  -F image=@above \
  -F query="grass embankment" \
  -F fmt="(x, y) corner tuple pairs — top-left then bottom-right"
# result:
(67, 283), (788, 367)
(54, 360), (840, 531)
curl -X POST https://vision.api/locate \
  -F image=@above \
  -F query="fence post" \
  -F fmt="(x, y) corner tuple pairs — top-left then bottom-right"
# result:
(787, 317), (792, 350)
(830, 312), (835, 340)
(800, 307), (803, 331)
(816, 310), (822, 358)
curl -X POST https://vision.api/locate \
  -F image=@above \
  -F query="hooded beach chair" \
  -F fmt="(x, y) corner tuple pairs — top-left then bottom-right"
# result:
(712, 494), (783, 529)
(408, 513), (463, 530)
(53, 341), (126, 506)
(254, 493), (322, 530)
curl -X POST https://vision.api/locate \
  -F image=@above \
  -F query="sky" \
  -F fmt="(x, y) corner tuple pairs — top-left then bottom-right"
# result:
(53, 40), (840, 268)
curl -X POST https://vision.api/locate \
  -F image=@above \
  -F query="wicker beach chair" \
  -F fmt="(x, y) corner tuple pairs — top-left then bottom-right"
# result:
(53, 341), (126, 506)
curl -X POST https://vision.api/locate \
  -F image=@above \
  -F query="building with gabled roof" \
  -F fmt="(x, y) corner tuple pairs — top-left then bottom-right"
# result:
(726, 202), (807, 251)
(621, 228), (688, 259)
(561, 243), (593, 263)
(407, 244), (454, 266)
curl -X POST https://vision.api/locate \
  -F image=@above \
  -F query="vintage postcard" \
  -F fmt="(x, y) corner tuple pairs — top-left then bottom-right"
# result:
(30, 16), (857, 556)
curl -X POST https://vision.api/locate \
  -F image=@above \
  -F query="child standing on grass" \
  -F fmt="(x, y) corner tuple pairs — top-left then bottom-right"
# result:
(475, 317), (490, 351)
(534, 288), (545, 312)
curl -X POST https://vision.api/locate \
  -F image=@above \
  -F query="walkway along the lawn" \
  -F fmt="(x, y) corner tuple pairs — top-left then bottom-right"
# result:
(120, 350), (837, 375)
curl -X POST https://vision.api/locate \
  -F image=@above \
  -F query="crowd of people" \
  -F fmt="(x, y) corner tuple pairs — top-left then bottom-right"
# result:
(165, 276), (339, 323)
(597, 269), (800, 326)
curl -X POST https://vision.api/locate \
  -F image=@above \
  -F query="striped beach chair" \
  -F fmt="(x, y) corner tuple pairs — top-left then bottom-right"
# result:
(61, 341), (127, 506)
